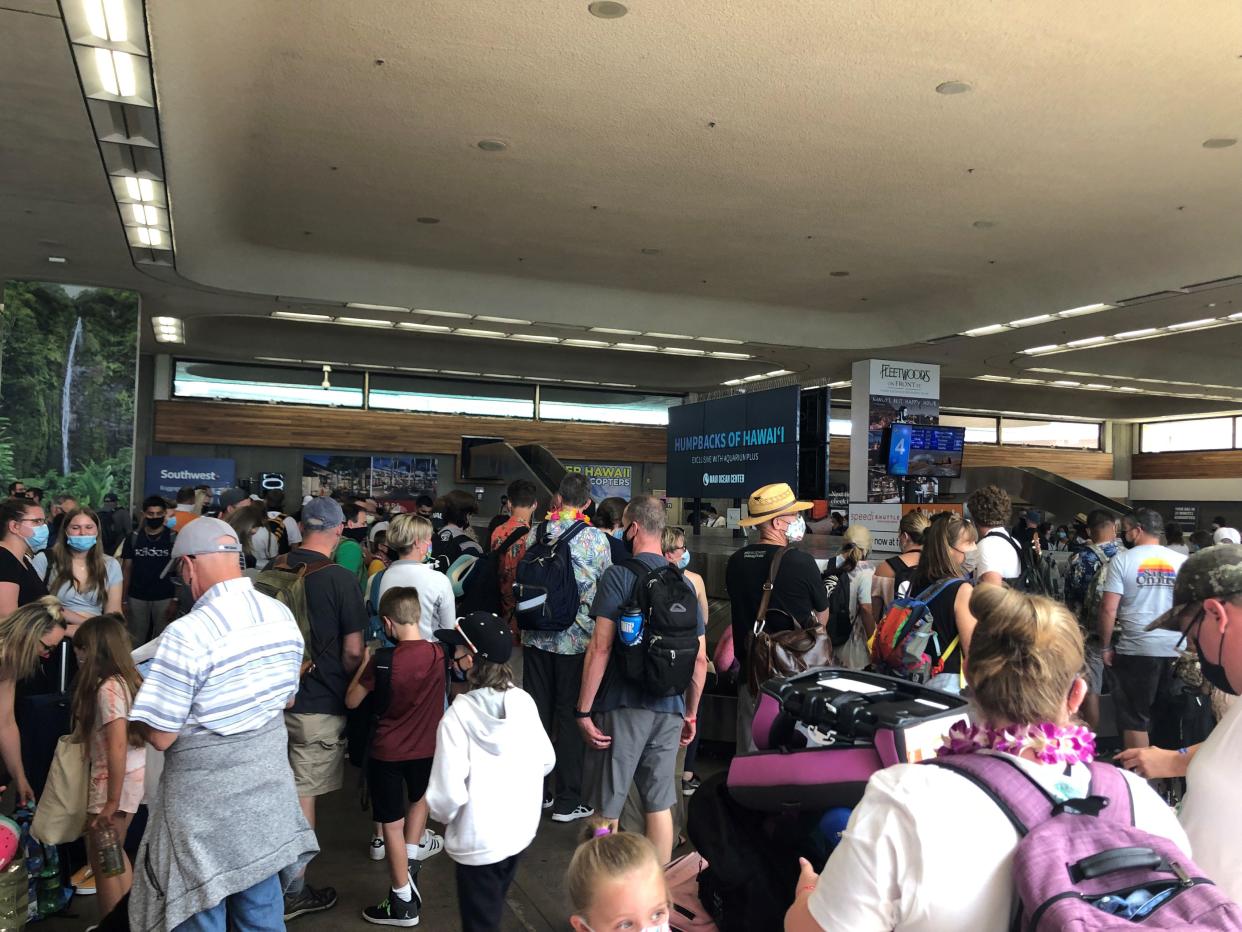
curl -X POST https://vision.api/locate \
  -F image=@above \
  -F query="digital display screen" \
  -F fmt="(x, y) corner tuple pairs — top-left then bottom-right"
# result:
(884, 425), (966, 478)
(885, 423), (912, 476)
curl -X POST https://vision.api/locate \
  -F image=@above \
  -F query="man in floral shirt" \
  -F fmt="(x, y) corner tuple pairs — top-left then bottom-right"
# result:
(520, 473), (612, 823)
(1065, 509), (1119, 730)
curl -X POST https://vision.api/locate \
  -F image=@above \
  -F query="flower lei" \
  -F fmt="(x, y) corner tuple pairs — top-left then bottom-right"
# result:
(550, 507), (592, 524)
(936, 719), (1096, 766)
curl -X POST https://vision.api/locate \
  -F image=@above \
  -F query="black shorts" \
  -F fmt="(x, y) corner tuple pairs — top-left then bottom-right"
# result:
(1111, 654), (1175, 733)
(369, 757), (433, 824)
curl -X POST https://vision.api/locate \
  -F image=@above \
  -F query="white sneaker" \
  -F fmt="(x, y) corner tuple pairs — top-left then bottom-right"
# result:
(369, 835), (386, 861)
(552, 804), (595, 823)
(410, 829), (443, 861)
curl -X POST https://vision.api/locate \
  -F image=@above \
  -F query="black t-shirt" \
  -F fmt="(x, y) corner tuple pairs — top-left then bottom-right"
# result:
(121, 528), (176, 601)
(0, 548), (48, 608)
(285, 548), (368, 716)
(725, 544), (829, 678)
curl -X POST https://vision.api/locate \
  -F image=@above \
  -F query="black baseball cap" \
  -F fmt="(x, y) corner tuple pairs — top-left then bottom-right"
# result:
(436, 611), (513, 664)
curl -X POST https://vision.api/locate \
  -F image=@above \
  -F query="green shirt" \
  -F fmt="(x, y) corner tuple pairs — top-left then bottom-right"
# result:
(334, 538), (365, 589)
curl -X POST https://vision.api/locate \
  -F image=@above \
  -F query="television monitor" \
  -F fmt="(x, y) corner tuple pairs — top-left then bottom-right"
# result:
(885, 423), (913, 476)
(907, 426), (966, 478)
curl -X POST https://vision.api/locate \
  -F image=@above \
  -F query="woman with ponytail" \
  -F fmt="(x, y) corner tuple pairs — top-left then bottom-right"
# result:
(785, 586), (1192, 931)
(870, 509), (931, 626)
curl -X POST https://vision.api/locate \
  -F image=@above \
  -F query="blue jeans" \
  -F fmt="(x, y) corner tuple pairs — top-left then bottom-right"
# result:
(172, 873), (284, 932)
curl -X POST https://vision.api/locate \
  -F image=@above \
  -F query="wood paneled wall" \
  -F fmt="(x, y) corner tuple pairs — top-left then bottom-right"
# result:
(1133, 451), (1242, 480)
(155, 401), (1113, 479)
(153, 400), (669, 462)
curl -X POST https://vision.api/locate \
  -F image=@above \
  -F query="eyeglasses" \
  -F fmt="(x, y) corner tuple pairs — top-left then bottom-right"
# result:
(17, 517), (47, 527)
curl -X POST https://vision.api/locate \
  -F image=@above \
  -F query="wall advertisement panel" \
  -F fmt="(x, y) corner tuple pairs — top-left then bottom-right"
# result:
(565, 462), (633, 501)
(143, 456), (236, 499)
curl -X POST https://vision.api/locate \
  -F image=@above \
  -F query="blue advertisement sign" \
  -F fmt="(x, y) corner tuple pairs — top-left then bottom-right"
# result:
(666, 385), (800, 498)
(143, 456), (236, 499)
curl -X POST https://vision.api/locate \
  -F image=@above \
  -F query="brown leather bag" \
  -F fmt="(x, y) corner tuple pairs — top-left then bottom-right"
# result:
(747, 547), (834, 694)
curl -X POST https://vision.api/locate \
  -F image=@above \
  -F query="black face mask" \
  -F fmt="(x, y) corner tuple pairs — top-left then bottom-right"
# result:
(623, 523), (636, 555)
(1122, 530), (1138, 550)
(1193, 611), (1237, 695)
(343, 526), (368, 542)
(145, 517), (165, 530)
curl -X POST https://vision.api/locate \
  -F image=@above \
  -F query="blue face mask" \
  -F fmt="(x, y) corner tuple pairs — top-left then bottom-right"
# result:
(26, 524), (49, 553)
(611, 527), (624, 540)
(165, 516), (176, 529)
(677, 549), (691, 570)
(67, 535), (97, 552)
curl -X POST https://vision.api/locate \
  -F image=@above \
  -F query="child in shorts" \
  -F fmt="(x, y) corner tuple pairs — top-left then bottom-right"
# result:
(346, 586), (447, 927)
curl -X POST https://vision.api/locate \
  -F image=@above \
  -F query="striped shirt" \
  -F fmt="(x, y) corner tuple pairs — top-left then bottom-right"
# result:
(129, 576), (304, 736)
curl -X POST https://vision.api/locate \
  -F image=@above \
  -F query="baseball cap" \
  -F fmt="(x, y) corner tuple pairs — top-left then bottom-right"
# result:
(219, 488), (249, 510)
(302, 496), (345, 531)
(161, 516), (243, 577)
(436, 611), (513, 664)
(1147, 544), (1242, 632)
(1213, 527), (1241, 545)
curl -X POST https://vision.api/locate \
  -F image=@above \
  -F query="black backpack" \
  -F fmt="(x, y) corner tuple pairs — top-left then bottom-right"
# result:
(450, 525), (529, 616)
(822, 566), (853, 648)
(347, 646), (394, 771)
(513, 521), (588, 631)
(885, 554), (919, 605)
(617, 559), (700, 697)
(981, 530), (1060, 598)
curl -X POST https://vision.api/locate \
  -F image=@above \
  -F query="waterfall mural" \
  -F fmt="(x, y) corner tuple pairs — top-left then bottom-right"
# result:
(0, 282), (139, 507)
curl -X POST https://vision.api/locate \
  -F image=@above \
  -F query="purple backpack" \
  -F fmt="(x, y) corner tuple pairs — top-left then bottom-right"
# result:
(930, 754), (1242, 931)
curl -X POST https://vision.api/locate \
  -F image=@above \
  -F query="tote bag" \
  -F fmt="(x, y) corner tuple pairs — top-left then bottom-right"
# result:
(30, 735), (88, 845)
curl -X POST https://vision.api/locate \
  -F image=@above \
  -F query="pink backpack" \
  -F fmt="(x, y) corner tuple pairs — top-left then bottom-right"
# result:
(665, 852), (719, 932)
(930, 754), (1242, 930)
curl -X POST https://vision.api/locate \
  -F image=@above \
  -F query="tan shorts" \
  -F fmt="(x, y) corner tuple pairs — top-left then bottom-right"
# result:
(285, 712), (347, 798)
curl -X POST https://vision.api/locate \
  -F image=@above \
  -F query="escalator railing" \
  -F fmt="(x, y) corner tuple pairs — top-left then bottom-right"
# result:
(962, 465), (1129, 520)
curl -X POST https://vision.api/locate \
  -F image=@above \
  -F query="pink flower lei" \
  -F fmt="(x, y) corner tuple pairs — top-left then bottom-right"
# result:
(936, 719), (1096, 766)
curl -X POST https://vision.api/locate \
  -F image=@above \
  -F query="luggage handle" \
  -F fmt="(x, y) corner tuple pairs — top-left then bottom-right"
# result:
(1069, 846), (1162, 882)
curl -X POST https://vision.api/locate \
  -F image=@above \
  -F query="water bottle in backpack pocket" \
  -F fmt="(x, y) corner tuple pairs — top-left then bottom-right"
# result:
(618, 560), (700, 698)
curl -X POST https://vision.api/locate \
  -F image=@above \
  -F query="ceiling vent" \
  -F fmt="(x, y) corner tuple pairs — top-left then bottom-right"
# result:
(1180, 275), (1242, 293)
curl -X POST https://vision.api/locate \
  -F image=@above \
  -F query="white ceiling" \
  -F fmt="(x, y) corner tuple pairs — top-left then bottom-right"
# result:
(3, 0), (1242, 419)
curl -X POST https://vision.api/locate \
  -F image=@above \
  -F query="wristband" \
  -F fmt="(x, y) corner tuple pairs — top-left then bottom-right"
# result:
(574, 710), (593, 719)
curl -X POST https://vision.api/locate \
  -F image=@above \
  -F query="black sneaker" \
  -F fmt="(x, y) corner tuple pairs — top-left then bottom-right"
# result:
(362, 891), (420, 927)
(284, 884), (338, 921)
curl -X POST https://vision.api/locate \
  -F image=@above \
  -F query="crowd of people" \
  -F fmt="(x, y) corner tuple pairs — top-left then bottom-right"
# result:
(1, 473), (1240, 930)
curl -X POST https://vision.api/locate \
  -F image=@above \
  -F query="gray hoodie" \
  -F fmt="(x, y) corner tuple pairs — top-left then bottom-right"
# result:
(425, 686), (555, 866)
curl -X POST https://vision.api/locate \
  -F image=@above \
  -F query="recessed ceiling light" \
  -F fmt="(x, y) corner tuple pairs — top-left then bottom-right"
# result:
(962, 324), (1008, 337)
(563, 338), (610, 348)
(474, 315), (532, 326)
(454, 328), (507, 339)
(1057, 303), (1112, 317)
(615, 343), (659, 351)
(698, 337), (745, 345)
(1065, 335), (1107, 347)
(1114, 327), (1159, 339)
(764, 369), (794, 377)
(273, 311), (332, 322)
(47, 256), (67, 264)
(510, 334), (561, 343)
(1167, 317), (1219, 330)
(335, 317), (394, 328)
(590, 327), (643, 336)
(396, 322), (452, 332)
(662, 347), (706, 356)
(709, 351), (752, 359)
(476, 139), (508, 152)
(645, 332), (694, 340)
(1202, 138), (1238, 149)
(416, 217), (440, 224)
(414, 308), (473, 319)
(150, 316), (183, 344)
(1021, 344), (1062, 355)
(587, 1), (628, 18)
(935, 80), (972, 95)
(122, 176), (155, 202)
(94, 47), (137, 97)
(85, 0), (128, 42)
(1052, 380), (1081, 387)
(346, 302), (410, 312)
(972, 220), (996, 229)
(482, 373), (519, 379)
(1009, 314), (1055, 327)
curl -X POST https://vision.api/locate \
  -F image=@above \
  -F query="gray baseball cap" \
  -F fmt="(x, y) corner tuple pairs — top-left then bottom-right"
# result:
(219, 488), (249, 510)
(161, 516), (243, 577)
(302, 496), (345, 531)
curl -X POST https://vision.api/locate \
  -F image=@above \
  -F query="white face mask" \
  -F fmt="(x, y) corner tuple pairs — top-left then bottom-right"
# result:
(959, 546), (979, 574)
(785, 514), (807, 543)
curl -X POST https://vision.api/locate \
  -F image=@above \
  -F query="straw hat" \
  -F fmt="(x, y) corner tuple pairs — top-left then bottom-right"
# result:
(739, 483), (813, 527)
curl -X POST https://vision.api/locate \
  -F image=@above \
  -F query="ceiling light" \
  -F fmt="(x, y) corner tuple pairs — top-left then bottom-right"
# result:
(721, 379), (744, 386)
(662, 347), (706, 356)
(453, 328), (507, 338)
(1202, 138), (1238, 149)
(962, 324), (1008, 337)
(510, 334), (561, 343)
(1052, 380), (1081, 387)
(346, 302), (410, 312)
(562, 379), (599, 385)
(150, 316), (183, 343)
(135, 226), (162, 246)
(335, 317), (393, 328)
(935, 80), (972, 95)
(1020, 344), (1062, 355)
(254, 356), (302, 364)
(129, 203), (158, 225)
(564, 338), (610, 348)
(1084, 383), (1111, 389)
(1167, 318), (1219, 330)
(482, 373), (519, 379)
(397, 366), (437, 373)
(587, 1), (628, 18)
(396, 321), (452, 332)
(474, 315), (532, 326)
(123, 176), (154, 201)
(698, 337), (745, 345)
(1066, 336), (1107, 347)
(476, 139), (508, 151)
(47, 256), (67, 264)
(85, 0), (128, 42)
(973, 375), (1011, 382)
(615, 342), (658, 351)
(1057, 303), (1112, 317)
(828, 380), (851, 389)
(441, 370), (479, 377)
(94, 47), (137, 97)
(1009, 314), (1055, 327)
(764, 369), (795, 377)
(1114, 327), (1159, 339)
(1228, 313), (1242, 321)
(355, 363), (393, 370)
(602, 382), (636, 388)
(645, 332), (695, 340)
(414, 308), (472, 319)
(590, 327), (642, 336)
(709, 351), (752, 359)
(272, 311), (332, 322)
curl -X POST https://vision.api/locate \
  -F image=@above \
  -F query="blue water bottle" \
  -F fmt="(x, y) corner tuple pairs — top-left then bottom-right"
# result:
(619, 603), (644, 646)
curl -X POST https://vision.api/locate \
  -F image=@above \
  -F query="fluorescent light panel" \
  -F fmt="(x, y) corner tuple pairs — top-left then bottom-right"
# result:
(346, 302), (410, 312)
(959, 303), (1114, 338)
(272, 311), (332, 322)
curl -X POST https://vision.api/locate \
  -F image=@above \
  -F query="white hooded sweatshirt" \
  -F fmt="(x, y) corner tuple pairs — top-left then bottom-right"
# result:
(426, 685), (555, 866)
